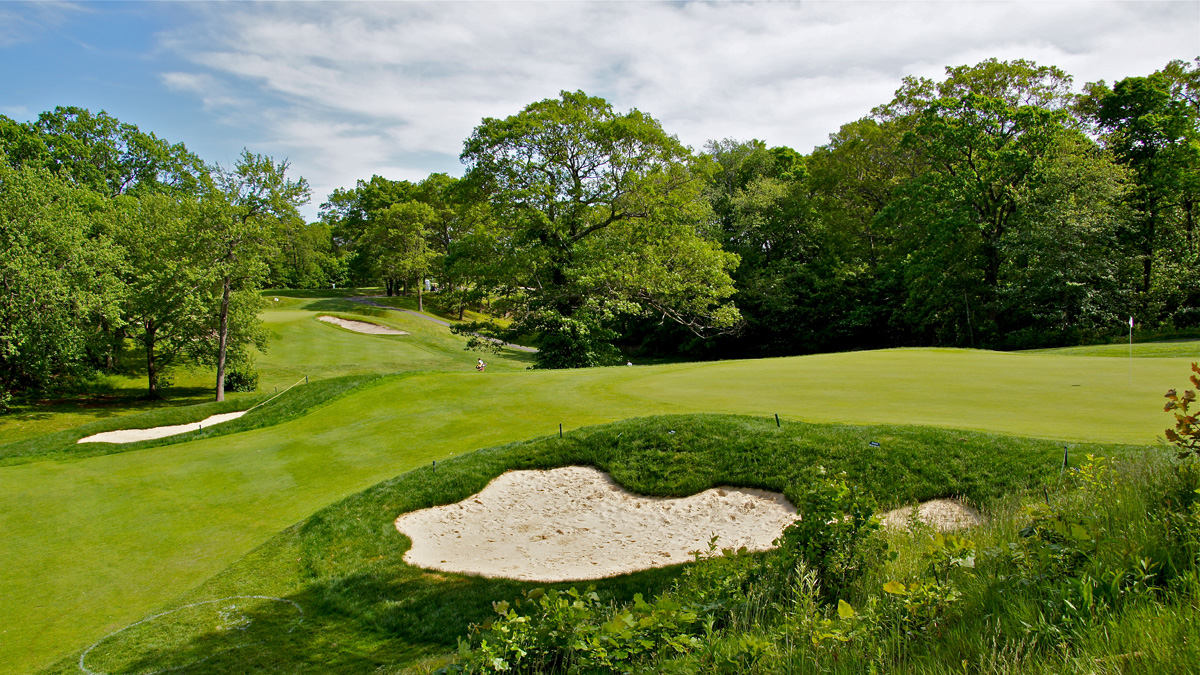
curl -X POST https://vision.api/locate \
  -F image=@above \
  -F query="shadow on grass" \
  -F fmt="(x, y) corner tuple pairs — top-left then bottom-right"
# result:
(82, 559), (684, 675)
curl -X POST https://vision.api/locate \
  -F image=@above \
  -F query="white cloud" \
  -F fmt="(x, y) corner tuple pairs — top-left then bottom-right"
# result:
(0, 2), (88, 48)
(157, 1), (1200, 218)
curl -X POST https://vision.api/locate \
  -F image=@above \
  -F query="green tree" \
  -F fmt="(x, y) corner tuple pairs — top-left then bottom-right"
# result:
(205, 151), (309, 401)
(111, 193), (216, 396)
(1, 106), (204, 197)
(1083, 60), (1200, 322)
(460, 90), (740, 367)
(0, 161), (124, 407)
(878, 59), (1087, 345)
(364, 201), (437, 308)
(321, 175), (413, 286)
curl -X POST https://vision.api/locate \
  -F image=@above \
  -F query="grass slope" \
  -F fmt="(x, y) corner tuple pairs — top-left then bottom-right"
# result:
(42, 414), (1135, 674)
(0, 374), (382, 466)
(4, 343), (1198, 671)
(0, 291), (531, 445)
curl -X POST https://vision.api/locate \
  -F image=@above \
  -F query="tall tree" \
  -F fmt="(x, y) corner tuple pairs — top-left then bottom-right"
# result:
(1, 106), (204, 197)
(1083, 60), (1200, 321)
(878, 59), (1081, 344)
(206, 151), (309, 401)
(111, 193), (216, 396)
(364, 201), (437, 307)
(0, 161), (124, 407)
(460, 90), (739, 367)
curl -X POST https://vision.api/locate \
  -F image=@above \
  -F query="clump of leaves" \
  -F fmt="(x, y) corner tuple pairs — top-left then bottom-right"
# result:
(774, 467), (889, 599)
(1164, 362), (1200, 459)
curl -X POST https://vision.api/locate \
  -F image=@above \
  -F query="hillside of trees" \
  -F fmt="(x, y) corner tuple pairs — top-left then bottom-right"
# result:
(2, 58), (1198, 402)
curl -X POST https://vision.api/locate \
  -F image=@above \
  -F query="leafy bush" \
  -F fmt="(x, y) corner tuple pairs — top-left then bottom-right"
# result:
(773, 467), (888, 599)
(223, 362), (259, 393)
(443, 587), (703, 674)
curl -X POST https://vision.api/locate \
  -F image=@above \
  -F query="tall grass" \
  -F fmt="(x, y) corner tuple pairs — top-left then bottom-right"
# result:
(454, 449), (1200, 674)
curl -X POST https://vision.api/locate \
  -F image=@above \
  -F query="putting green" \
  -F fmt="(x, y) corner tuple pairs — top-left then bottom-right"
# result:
(3, 348), (1195, 673)
(620, 348), (1184, 444)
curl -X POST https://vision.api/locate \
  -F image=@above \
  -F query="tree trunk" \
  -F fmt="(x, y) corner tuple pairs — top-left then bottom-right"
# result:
(215, 274), (231, 402)
(418, 276), (424, 312)
(145, 324), (158, 397)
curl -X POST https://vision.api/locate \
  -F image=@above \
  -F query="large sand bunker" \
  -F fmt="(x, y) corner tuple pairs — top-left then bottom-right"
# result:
(395, 466), (798, 581)
(318, 316), (407, 335)
(77, 411), (247, 444)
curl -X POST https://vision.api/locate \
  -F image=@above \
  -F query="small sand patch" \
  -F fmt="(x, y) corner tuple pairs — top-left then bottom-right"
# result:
(880, 499), (984, 532)
(317, 316), (407, 335)
(394, 466), (797, 582)
(77, 411), (247, 444)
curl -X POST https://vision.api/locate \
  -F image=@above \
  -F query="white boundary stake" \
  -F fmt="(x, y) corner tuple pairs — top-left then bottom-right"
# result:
(78, 595), (303, 675)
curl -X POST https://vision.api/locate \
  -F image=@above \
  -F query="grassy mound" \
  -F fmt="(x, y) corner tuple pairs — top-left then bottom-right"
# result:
(41, 413), (1137, 674)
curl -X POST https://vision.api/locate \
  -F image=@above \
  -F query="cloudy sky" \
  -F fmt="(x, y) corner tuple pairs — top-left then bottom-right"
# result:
(1, 1), (1197, 219)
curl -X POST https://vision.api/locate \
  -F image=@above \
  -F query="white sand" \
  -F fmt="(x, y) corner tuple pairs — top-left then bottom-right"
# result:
(395, 466), (798, 582)
(880, 499), (984, 531)
(318, 316), (407, 335)
(77, 411), (247, 444)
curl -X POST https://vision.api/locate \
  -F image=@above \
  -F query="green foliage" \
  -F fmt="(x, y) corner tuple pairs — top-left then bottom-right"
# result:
(461, 90), (740, 368)
(774, 468), (887, 599)
(222, 360), (258, 393)
(0, 162), (125, 397)
(445, 587), (702, 674)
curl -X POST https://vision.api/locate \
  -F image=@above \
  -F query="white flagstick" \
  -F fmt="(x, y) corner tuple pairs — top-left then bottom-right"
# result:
(1129, 316), (1134, 386)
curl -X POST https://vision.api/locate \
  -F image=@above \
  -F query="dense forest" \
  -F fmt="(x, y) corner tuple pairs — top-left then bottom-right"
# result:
(2, 58), (1198, 402)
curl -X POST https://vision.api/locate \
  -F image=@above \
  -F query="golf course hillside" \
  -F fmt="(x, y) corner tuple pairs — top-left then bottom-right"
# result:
(33, 415), (1192, 674)
(3, 285), (1198, 673)
(5, 18), (1199, 674)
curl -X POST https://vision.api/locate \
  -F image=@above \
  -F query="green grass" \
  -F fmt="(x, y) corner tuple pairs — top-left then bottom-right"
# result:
(6, 323), (1200, 672)
(0, 293), (532, 445)
(0, 374), (383, 466)
(40, 413), (1141, 674)
(1027, 339), (1200, 358)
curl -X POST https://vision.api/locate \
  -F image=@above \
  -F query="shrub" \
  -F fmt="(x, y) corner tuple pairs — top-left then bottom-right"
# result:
(223, 362), (259, 393)
(773, 467), (888, 600)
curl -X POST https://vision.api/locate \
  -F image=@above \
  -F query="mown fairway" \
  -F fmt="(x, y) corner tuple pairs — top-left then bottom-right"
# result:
(3, 305), (1197, 672)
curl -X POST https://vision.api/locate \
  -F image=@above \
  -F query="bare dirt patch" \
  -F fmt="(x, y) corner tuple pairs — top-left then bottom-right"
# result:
(317, 315), (408, 335)
(394, 466), (798, 582)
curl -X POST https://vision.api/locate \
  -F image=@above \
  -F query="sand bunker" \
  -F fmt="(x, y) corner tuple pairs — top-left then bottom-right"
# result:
(77, 411), (247, 444)
(880, 499), (984, 531)
(395, 466), (798, 581)
(317, 316), (407, 335)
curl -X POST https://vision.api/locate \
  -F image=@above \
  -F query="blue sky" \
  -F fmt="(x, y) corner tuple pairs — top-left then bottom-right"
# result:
(2, 1), (1198, 220)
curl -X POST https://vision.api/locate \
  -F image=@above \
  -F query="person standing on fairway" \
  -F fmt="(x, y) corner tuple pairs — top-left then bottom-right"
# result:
(477, 358), (487, 372)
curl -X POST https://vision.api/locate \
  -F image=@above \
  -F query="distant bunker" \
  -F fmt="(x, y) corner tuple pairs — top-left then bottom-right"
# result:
(317, 315), (408, 335)
(394, 466), (983, 582)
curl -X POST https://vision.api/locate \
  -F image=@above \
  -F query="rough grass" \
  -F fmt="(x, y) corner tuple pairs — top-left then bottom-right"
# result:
(39, 413), (1142, 674)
